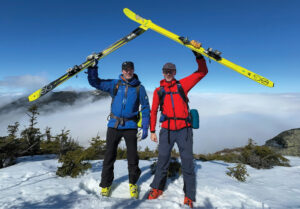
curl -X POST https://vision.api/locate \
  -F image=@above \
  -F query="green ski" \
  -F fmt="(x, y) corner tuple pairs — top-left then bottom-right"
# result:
(28, 26), (149, 102)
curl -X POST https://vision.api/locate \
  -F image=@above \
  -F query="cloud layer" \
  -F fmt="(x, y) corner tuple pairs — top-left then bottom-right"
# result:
(1, 92), (299, 154)
(0, 75), (49, 101)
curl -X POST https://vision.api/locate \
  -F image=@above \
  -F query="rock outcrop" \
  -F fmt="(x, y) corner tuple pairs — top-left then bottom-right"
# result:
(265, 128), (300, 156)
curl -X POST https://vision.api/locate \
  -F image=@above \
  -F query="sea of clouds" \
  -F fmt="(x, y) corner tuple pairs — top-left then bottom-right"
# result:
(1, 75), (300, 154)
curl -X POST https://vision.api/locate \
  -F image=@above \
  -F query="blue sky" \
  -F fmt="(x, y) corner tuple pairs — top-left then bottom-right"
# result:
(0, 0), (299, 95)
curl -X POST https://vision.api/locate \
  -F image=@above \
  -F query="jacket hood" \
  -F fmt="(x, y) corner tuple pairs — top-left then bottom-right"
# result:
(119, 73), (141, 87)
(159, 78), (177, 88)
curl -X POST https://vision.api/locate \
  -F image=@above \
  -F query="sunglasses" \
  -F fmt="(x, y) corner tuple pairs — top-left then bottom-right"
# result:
(163, 69), (176, 74)
(122, 68), (134, 73)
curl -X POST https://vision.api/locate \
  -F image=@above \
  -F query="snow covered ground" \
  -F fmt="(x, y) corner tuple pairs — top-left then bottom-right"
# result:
(0, 155), (300, 209)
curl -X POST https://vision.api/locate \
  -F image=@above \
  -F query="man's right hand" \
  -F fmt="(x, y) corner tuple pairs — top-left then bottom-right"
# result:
(150, 133), (158, 143)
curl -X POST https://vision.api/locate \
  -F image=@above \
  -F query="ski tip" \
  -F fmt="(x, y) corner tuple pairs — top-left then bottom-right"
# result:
(28, 89), (41, 102)
(123, 8), (134, 17)
(123, 8), (130, 14)
(123, 8), (148, 25)
(28, 95), (38, 102)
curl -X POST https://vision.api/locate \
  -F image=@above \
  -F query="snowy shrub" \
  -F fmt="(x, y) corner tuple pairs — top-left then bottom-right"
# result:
(116, 146), (127, 159)
(195, 139), (290, 169)
(84, 135), (106, 160)
(40, 127), (59, 155)
(0, 122), (23, 168)
(56, 149), (91, 178)
(55, 129), (81, 158)
(40, 127), (81, 157)
(40, 139), (60, 155)
(171, 149), (180, 158)
(226, 163), (249, 182)
(240, 139), (290, 169)
(138, 146), (157, 160)
(150, 161), (157, 174)
(194, 154), (209, 161)
(168, 158), (181, 178)
(150, 157), (181, 179)
(0, 136), (19, 168)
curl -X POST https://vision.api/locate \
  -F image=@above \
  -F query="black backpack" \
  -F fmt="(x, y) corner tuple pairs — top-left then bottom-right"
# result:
(157, 80), (189, 112)
(109, 80), (141, 128)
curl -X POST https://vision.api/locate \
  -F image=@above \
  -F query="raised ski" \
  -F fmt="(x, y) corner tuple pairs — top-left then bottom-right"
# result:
(28, 25), (149, 102)
(123, 8), (274, 88)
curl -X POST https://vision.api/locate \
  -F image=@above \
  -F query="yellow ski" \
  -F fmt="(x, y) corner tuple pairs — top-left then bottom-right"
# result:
(123, 8), (274, 88)
(28, 26), (149, 102)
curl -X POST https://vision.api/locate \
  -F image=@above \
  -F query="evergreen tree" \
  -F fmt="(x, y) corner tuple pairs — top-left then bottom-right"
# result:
(56, 148), (91, 178)
(44, 127), (52, 142)
(55, 129), (81, 158)
(7, 122), (20, 138)
(20, 105), (42, 155)
(226, 163), (249, 182)
(138, 146), (157, 160)
(171, 148), (179, 158)
(84, 134), (106, 160)
(40, 127), (60, 155)
(0, 122), (21, 168)
(117, 146), (127, 159)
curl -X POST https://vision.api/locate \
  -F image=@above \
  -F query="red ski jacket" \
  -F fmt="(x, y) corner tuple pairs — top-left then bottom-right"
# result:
(150, 58), (208, 132)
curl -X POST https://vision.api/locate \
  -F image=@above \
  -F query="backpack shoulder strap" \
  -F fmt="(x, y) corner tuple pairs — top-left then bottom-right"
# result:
(176, 81), (189, 104)
(111, 80), (122, 112)
(157, 86), (166, 112)
(113, 80), (122, 97)
(136, 85), (140, 102)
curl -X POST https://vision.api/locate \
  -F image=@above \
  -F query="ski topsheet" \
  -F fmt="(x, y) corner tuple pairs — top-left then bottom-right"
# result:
(123, 8), (274, 88)
(28, 26), (149, 102)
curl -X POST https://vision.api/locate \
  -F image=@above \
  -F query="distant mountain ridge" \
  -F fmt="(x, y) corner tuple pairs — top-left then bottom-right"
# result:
(0, 90), (110, 116)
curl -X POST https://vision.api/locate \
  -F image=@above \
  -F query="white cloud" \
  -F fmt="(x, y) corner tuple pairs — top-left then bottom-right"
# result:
(0, 92), (300, 154)
(0, 75), (48, 93)
(188, 92), (300, 153)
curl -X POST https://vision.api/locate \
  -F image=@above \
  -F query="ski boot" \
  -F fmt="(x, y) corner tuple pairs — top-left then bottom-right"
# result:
(147, 188), (163, 200)
(101, 186), (111, 197)
(184, 196), (193, 208)
(129, 183), (138, 199)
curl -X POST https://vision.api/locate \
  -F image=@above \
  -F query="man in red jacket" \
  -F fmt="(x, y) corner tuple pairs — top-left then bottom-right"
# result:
(147, 40), (208, 208)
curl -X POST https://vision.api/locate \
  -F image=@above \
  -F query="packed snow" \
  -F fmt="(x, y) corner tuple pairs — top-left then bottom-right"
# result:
(0, 155), (300, 209)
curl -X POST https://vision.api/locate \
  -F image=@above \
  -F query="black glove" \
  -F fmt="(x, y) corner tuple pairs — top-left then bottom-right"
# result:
(192, 50), (204, 60)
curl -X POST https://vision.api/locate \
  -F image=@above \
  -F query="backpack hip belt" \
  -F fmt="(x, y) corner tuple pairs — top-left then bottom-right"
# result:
(165, 116), (190, 144)
(109, 113), (139, 128)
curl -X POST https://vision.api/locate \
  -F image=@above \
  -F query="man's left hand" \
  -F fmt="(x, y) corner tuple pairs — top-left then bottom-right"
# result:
(137, 127), (148, 141)
(86, 52), (99, 68)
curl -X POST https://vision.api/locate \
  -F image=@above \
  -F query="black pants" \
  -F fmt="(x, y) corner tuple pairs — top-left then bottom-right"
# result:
(100, 127), (141, 188)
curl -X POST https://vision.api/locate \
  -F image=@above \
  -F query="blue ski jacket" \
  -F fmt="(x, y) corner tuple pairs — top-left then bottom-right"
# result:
(88, 68), (150, 130)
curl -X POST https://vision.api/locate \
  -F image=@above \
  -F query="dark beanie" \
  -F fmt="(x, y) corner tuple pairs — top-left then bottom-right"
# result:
(122, 61), (134, 69)
(162, 62), (176, 70)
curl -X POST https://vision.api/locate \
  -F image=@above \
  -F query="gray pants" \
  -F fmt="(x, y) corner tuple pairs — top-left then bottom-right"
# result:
(150, 127), (196, 201)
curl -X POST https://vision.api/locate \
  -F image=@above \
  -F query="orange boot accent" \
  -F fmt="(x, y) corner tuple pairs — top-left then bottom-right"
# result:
(184, 196), (193, 208)
(147, 188), (163, 200)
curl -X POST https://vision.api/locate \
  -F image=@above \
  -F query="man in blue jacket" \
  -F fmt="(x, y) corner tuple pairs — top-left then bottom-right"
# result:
(87, 54), (150, 198)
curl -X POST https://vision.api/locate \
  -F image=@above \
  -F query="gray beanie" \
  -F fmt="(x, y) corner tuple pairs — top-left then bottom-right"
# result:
(162, 62), (176, 70)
